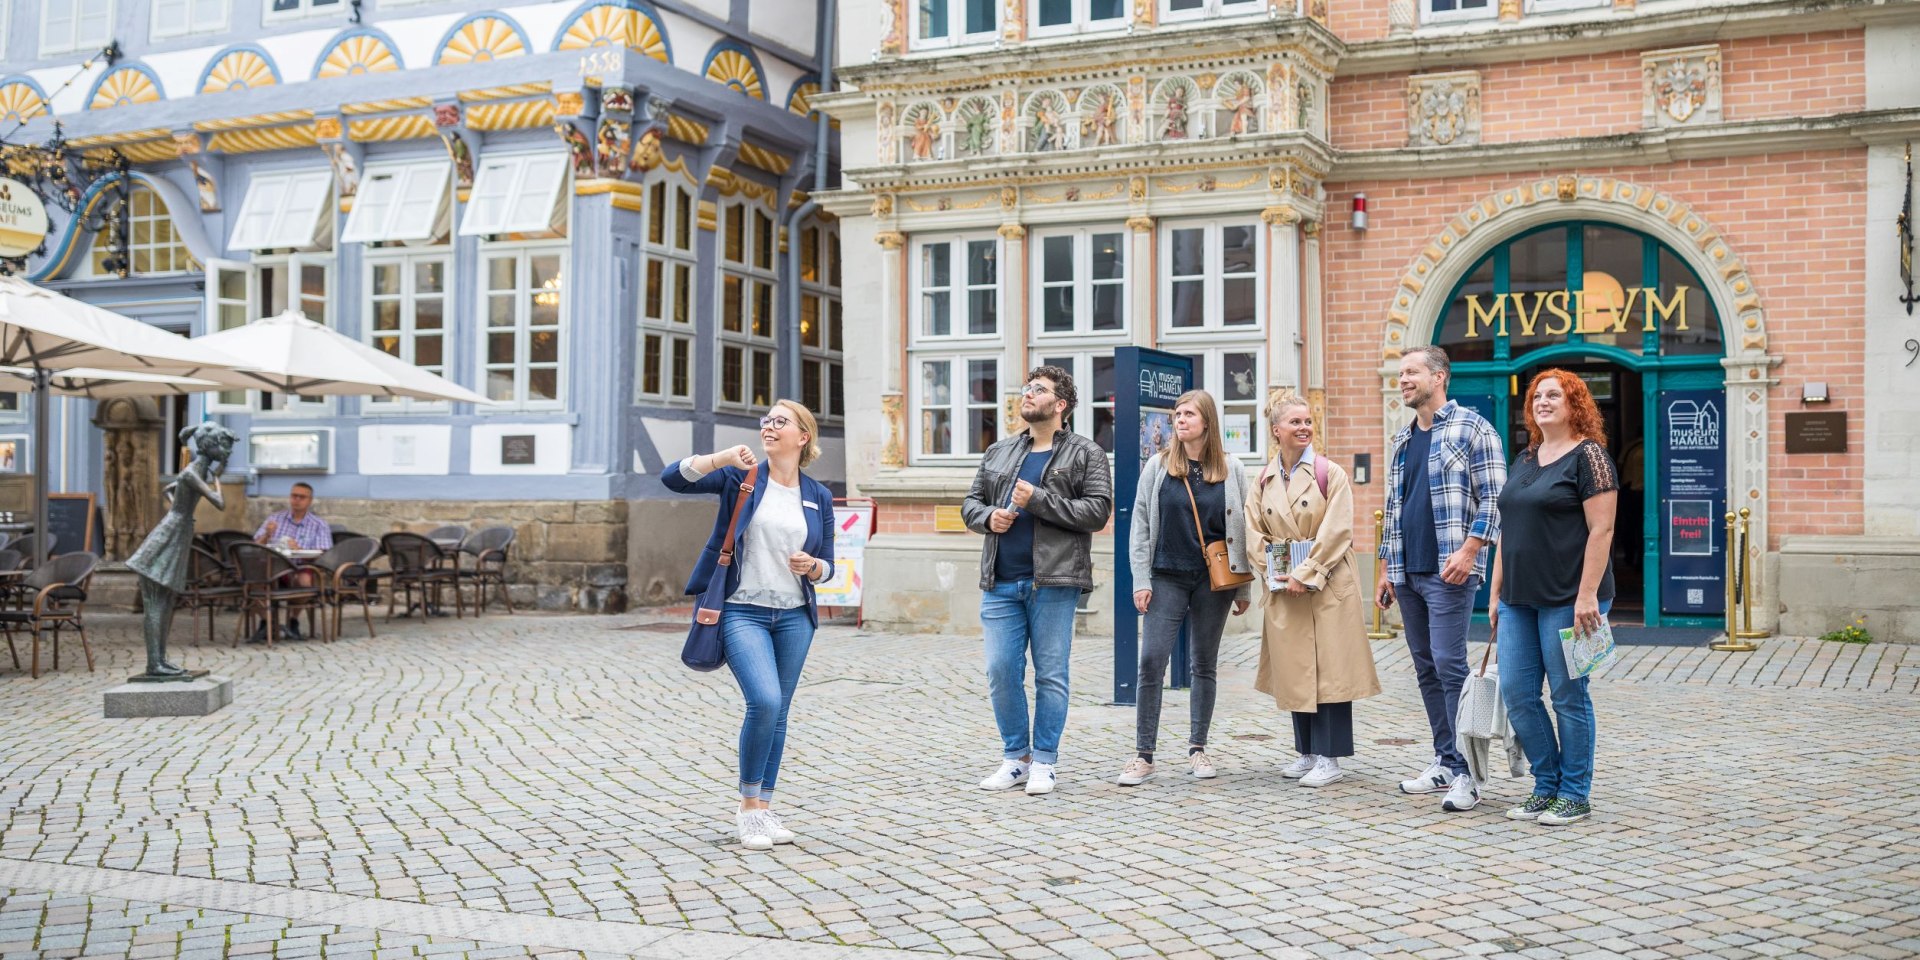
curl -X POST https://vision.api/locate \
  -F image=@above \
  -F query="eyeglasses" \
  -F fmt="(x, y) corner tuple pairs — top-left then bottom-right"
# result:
(1022, 384), (1054, 398)
(759, 415), (793, 430)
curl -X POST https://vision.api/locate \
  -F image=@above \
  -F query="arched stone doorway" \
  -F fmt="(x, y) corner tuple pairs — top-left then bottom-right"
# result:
(1378, 175), (1780, 628)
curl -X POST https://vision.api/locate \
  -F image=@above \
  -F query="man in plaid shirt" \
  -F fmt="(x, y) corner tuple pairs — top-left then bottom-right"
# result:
(249, 482), (333, 642)
(1375, 346), (1506, 812)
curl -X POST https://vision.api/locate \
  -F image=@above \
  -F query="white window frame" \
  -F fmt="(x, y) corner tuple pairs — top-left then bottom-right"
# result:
(340, 159), (451, 245)
(1158, 0), (1261, 22)
(205, 258), (254, 412)
(230, 170), (334, 252)
(248, 252), (334, 415)
(1420, 0), (1496, 23)
(84, 185), (198, 278)
(1159, 218), (1263, 338)
(263, 0), (343, 22)
(1028, 0), (1129, 38)
(1031, 226), (1129, 339)
(638, 175), (699, 406)
(912, 354), (1001, 462)
(477, 242), (568, 412)
(715, 197), (779, 411)
(1031, 351), (1118, 455)
(1525, 0), (1606, 11)
(1165, 346), (1268, 463)
(910, 0), (997, 50)
(365, 249), (453, 414)
(797, 219), (844, 422)
(151, 0), (229, 40)
(459, 153), (569, 238)
(0, 0), (12, 55)
(912, 234), (1001, 343)
(40, 0), (111, 56)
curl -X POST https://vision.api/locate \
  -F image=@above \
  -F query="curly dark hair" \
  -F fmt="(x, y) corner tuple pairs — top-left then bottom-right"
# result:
(1521, 368), (1607, 450)
(1026, 365), (1077, 420)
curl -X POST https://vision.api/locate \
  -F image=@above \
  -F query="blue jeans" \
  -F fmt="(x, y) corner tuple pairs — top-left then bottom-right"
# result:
(721, 603), (815, 799)
(1496, 598), (1610, 805)
(1398, 573), (1479, 775)
(980, 579), (1080, 766)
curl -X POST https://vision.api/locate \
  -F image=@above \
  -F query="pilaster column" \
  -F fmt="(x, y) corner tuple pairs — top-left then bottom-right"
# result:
(1388, 0), (1417, 35)
(1301, 218), (1326, 447)
(1723, 353), (1780, 630)
(1262, 205), (1302, 392)
(998, 222), (1029, 434)
(1128, 214), (1156, 347)
(876, 229), (908, 468)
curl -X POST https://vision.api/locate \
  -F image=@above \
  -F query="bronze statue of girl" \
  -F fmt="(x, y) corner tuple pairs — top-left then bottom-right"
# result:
(126, 422), (236, 680)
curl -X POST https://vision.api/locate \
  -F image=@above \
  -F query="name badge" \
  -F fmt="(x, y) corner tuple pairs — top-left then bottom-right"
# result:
(802, 500), (820, 510)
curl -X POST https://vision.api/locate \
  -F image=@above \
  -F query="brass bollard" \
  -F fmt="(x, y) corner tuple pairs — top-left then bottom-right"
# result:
(1367, 509), (1398, 640)
(1711, 509), (1756, 652)
(1734, 507), (1771, 640)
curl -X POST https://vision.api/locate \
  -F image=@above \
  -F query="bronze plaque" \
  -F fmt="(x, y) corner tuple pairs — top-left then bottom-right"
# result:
(501, 434), (537, 465)
(1784, 412), (1847, 454)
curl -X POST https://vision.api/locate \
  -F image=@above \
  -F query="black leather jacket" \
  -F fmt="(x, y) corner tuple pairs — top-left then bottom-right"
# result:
(961, 429), (1113, 592)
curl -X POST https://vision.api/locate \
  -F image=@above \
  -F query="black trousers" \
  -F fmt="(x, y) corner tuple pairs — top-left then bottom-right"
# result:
(1291, 701), (1354, 758)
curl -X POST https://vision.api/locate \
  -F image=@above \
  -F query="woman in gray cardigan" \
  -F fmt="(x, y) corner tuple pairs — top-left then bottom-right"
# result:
(1118, 390), (1253, 785)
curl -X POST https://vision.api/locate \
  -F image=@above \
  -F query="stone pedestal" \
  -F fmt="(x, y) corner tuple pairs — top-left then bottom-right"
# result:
(103, 676), (235, 717)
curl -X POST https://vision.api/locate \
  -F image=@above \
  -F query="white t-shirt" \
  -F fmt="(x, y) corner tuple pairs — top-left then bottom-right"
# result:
(731, 478), (809, 609)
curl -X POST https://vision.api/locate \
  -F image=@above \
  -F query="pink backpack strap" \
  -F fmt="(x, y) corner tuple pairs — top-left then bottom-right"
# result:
(1314, 455), (1329, 498)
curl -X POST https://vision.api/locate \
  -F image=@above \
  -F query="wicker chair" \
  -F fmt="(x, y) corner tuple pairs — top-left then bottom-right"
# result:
(1, 552), (98, 678)
(229, 543), (324, 646)
(7, 532), (52, 567)
(179, 542), (244, 644)
(378, 532), (463, 620)
(309, 537), (380, 641)
(206, 530), (255, 566)
(455, 526), (517, 615)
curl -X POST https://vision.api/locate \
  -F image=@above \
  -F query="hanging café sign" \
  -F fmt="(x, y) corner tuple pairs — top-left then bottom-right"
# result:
(0, 177), (51, 260)
(1460, 271), (1692, 338)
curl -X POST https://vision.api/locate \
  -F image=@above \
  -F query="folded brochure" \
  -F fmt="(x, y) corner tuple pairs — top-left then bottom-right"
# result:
(1559, 616), (1619, 678)
(1265, 539), (1316, 591)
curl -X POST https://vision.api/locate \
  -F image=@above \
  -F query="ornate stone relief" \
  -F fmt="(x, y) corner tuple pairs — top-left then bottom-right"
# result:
(1406, 71), (1481, 148)
(1643, 45), (1722, 128)
(1152, 76), (1202, 141)
(1022, 90), (1072, 151)
(954, 95), (999, 158)
(901, 101), (946, 161)
(1216, 71), (1264, 137)
(1079, 85), (1125, 148)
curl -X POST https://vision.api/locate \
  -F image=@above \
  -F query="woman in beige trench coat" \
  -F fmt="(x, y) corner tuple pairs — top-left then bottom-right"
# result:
(1246, 393), (1382, 787)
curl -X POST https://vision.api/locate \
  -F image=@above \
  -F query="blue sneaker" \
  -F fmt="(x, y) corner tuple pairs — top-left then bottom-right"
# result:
(1537, 798), (1591, 826)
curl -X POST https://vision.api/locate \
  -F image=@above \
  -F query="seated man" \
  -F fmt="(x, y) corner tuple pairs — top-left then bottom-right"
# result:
(249, 482), (333, 642)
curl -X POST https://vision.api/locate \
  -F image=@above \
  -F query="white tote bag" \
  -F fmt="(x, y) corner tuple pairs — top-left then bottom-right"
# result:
(1456, 642), (1508, 740)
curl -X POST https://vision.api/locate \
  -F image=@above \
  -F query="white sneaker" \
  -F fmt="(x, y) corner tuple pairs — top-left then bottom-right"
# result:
(1399, 757), (1455, 795)
(735, 809), (773, 851)
(1281, 754), (1318, 779)
(1116, 757), (1154, 786)
(1299, 757), (1344, 788)
(1188, 750), (1217, 780)
(1441, 775), (1480, 812)
(978, 760), (1030, 791)
(761, 809), (796, 844)
(1025, 762), (1057, 795)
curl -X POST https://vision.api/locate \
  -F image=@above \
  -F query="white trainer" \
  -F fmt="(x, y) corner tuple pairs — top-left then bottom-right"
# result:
(1299, 757), (1345, 788)
(1188, 750), (1217, 780)
(1025, 762), (1057, 795)
(1116, 757), (1154, 786)
(1441, 775), (1480, 812)
(979, 760), (1031, 791)
(761, 809), (796, 844)
(1399, 757), (1455, 795)
(735, 809), (774, 851)
(1281, 754), (1318, 779)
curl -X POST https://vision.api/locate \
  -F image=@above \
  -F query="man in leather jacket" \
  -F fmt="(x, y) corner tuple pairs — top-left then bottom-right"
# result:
(961, 365), (1114, 796)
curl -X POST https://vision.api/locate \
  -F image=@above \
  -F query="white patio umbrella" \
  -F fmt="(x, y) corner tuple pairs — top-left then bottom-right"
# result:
(0, 275), (259, 563)
(0, 366), (222, 399)
(191, 309), (493, 404)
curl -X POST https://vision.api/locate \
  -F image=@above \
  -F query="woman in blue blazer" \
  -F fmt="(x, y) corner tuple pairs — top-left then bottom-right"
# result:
(663, 399), (836, 851)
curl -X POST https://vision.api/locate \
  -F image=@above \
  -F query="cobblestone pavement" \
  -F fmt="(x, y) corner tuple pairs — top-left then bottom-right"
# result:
(1, 611), (1917, 960)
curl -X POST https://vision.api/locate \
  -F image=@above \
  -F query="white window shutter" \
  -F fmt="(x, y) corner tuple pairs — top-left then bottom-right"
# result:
(230, 173), (287, 251)
(42, 0), (75, 52)
(190, 0), (225, 30)
(390, 161), (450, 241)
(151, 0), (188, 36)
(505, 153), (567, 234)
(77, 0), (112, 47)
(340, 167), (400, 244)
(274, 171), (333, 248)
(459, 156), (521, 236)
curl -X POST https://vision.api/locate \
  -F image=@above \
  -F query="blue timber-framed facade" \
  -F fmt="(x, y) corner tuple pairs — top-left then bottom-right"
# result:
(0, 0), (841, 610)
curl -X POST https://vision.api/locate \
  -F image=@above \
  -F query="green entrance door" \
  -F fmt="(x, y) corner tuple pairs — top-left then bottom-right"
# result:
(1431, 222), (1729, 627)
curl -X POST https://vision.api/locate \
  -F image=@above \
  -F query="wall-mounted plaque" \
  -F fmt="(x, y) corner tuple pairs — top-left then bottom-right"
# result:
(1784, 411), (1847, 454)
(501, 434), (537, 465)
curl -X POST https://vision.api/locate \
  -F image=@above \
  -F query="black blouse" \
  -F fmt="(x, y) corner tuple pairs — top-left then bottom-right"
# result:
(1155, 461), (1225, 575)
(1497, 439), (1618, 607)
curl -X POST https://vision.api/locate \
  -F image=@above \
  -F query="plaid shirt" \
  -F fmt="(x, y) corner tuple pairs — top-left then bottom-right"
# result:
(255, 510), (334, 551)
(1379, 400), (1506, 584)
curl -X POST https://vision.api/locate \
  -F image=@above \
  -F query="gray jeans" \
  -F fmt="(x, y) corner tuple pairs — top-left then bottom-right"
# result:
(1137, 569), (1233, 755)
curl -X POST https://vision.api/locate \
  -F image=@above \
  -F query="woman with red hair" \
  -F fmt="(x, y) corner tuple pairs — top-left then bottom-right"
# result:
(1487, 369), (1618, 826)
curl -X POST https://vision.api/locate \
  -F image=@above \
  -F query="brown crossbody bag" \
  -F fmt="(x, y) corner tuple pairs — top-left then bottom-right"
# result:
(1181, 470), (1253, 592)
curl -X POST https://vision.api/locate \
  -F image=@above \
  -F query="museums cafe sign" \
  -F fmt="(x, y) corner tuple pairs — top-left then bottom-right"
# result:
(1461, 271), (1693, 338)
(0, 177), (51, 260)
